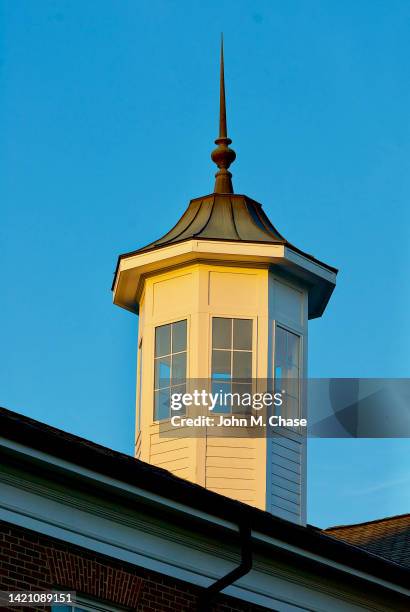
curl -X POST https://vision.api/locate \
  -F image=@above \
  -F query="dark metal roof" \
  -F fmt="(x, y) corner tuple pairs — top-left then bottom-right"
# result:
(113, 191), (337, 281)
(137, 193), (286, 253)
(0, 405), (408, 591)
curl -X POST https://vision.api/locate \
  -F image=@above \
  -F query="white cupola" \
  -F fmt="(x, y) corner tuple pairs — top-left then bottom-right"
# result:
(112, 40), (337, 525)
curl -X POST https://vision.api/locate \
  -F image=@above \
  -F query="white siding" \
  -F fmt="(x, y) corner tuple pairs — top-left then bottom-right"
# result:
(269, 433), (303, 522)
(268, 275), (307, 524)
(206, 436), (258, 505)
(149, 432), (194, 482)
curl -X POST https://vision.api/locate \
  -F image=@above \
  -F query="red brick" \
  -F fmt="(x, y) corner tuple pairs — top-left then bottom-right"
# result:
(0, 520), (269, 612)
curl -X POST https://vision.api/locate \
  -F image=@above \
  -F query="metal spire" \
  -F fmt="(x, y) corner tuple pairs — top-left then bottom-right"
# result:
(211, 35), (236, 193)
(219, 34), (227, 139)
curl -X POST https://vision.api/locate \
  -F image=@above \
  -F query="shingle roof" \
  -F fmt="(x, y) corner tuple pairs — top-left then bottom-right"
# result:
(325, 514), (410, 569)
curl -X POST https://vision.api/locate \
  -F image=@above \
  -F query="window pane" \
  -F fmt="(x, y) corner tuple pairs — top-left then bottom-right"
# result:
(283, 377), (299, 399)
(137, 341), (143, 433)
(233, 319), (252, 350)
(212, 349), (231, 380)
(283, 395), (299, 419)
(232, 351), (252, 380)
(155, 355), (171, 389)
(279, 364), (291, 381)
(232, 382), (253, 413)
(154, 388), (170, 420)
(287, 365), (299, 380)
(172, 320), (187, 353)
(171, 383), (186, 415)
(287, 331), (300, 368)
(172, 351), (186, 384)
(275, 326), (286, 367)
(155, 324), (171, 357)
(211, 381), (232, 413)
(275, 327), (300, 418)
(212, 317), (232, 349)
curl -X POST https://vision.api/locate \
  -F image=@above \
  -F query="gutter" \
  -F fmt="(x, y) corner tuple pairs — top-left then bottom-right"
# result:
(198, 517), (252, 611)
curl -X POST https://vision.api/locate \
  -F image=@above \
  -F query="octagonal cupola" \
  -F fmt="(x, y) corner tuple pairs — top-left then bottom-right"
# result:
(113, 39), (337, 525)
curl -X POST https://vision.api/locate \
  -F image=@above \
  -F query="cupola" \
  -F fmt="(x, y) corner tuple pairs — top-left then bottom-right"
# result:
(112, 39), (337, 525)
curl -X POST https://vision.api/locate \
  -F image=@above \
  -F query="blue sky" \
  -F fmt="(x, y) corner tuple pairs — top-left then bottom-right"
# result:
(1, 1), (409, 528)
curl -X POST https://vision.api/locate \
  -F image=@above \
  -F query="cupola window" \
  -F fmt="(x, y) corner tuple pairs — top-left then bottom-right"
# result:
(274, 325), (301, 419)
(211, 317), (253, 413)
(154, 319), (187, 420)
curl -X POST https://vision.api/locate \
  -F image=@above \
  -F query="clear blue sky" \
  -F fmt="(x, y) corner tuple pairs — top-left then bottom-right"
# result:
(1, 1), (409, 528)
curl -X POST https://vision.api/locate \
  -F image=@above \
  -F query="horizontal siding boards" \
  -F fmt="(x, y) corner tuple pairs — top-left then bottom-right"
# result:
(271, 452), (301, 474)
(151, 447), (189, 465)
(207, 438), (256, 459)
(210, 489), (256, 504)
(271, 443), (300, 462)
(206, 438), (257, 506)
(206, 445), (256, 459)
(153, 457), (190, 472)
(207, 436), (256, 448)
(273, 486), (300, 504)
(150, 433), (193, 482)
(166, 468), (191, 480)
(272, 464), (301, 483)
(270, 434), (302, 523)
(272, 496), (300, 513)
(271, 473), (300, 494)
(150, 437), (190, 455)
(206, 466), (254, 479)
(271, 433), (301, 454)
(206, 456), (256, 468)
(206, 477), (255, 490)
(153, 420), (192, 436)
(272, 505), (300, 522)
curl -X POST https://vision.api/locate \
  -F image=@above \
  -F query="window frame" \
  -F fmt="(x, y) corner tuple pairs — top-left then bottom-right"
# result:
(210, 315), (256, 414)
(273, 320), (303, 421)
(52, 597), (123, 612)
(153, 317), (188, 421)
(136, 336), (143, 433)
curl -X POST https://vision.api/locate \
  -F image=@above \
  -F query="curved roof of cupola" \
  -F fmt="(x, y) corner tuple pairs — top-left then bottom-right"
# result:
(136, 193), (286, 253)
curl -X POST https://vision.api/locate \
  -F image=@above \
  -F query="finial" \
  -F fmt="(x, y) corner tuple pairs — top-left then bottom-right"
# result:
(211, 34), (236, 194)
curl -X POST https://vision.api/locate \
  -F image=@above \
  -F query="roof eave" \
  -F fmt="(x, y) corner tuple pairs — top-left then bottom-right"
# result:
(0, 406), (408, 593)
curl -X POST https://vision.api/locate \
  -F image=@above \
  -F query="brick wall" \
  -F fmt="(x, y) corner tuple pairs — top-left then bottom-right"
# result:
(0, 521), (270, 612)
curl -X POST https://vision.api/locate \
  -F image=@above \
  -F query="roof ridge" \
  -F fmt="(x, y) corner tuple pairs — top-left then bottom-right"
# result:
(325, 513), (410, 532)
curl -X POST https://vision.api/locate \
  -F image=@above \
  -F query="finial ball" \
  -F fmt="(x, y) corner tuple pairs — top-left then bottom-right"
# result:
(211, 138), (236, 170)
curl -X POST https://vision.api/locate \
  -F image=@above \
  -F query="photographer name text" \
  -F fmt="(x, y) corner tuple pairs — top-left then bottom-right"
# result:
(171, 414), (307, 428)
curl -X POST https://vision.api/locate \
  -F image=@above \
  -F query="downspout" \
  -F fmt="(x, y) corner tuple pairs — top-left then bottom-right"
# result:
(198, 518), (252, 611)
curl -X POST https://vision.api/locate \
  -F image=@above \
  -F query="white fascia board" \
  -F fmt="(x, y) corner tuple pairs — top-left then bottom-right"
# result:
(0, 437), (237, 532)
(114, 240), (336, 314)
(118, 240), (284, 273)
(0, 477), (387, 612)
(252, 530), (409, 598)
(284, 247), (337, 284)
(113, 240), (285, 311)
(0, 436), (407, 602)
